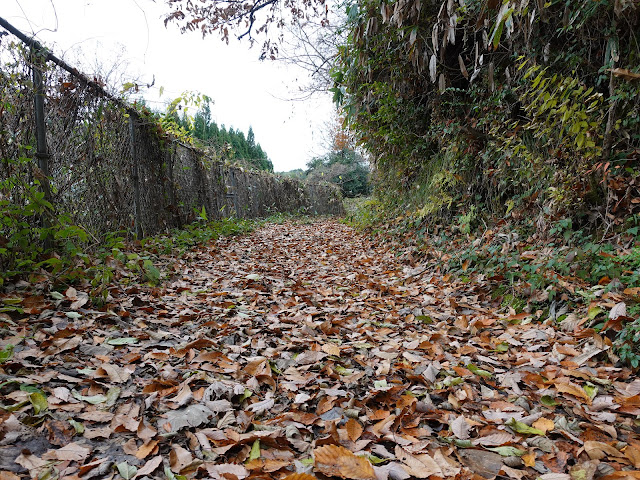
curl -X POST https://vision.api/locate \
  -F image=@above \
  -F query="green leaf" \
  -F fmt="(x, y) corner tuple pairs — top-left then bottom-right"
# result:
(29, 391), (48, 414)
(51, 291), (65, 300)
(588, 306), (604, 320)
(106, 387), (121, 407)
(69, 419), (84, 434)
(487, 446), (526, 456)
(506, 418), (545, 435)
(467, 364), (493, 378)
(443, 376), (463, 387)
(116, 462), (138, 480)
(164, 466), (187, 480)
(66, 312), (82, 319)
(0, 344), (14, 363)
(248, 439), (261, 461)
(71, 390), (107, 405)
(494, 342), (509, 353)
(368, 455), (387, 465)
(583, 383), (598, 400)
(0, 400), (29, 412)
(541, 395), (559, 407)
(299, 458), (314, 466)
(442, 436), (474, 448)
(335, 365), (353, 376)
(415, 315), (432, 324)
(240, 389), (253, 401)
(20, 384), (40, 394)
(105, 337), (138, 346)
(374, 379), (389, 389)
(2, 298), (22, 305)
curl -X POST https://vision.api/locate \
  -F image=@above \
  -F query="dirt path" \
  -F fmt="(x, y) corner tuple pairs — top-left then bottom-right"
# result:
(2, 220), (639, 479)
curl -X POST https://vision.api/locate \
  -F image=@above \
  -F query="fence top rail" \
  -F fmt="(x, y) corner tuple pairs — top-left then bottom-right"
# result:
(0, 15), (140, 119)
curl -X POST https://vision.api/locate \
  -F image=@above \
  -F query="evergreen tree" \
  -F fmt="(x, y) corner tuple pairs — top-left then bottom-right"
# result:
(186, 111), (273, 172)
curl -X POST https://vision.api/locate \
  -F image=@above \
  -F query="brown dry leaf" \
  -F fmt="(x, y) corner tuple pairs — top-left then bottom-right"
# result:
(14, 454), (49, 478)
(346, 418), (364, 442)
(600, 472), (640, 480)
(170, 444), (194, 473)
(451, 415), (471, 439)
(532, 417), (555, 434)
(205, 463), (249, 480)
(555, 382), (593, 404)
(610, 68), (640, 81)
(502, 465), (528, 480)
(137, 419), (157, 441)
(0, 472), (20, 480)
(133, 455), (163, 478)
(473, 432), (516, 446)
(135, 439), (159, 459)
(583, 441), (625, 460)
(281, 474), (318, 480)
(322, 343), (341, 356)
(432, 449), (461, 476)
(625, 445), (640, 468)
(394, 446), (443, 478)
(96, 363), (131, 383)
(314, 445), (376, 480)
(42, 442), (91, 462)
(458, 449), (503, 478)
(245, 458), (291, 472)
(610, 302), (627, 320)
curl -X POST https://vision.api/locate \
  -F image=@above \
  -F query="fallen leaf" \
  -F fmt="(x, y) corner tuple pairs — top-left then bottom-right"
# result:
(157, 404), (214, 432)
(458, 449), (503, 478)
(532, 417), (555, 434)
(134, 455), (163, 478)
(451, 415), (471, 439)
(314, 444), (376, 480)
(42, 442), (91, 462)
(583, 441), (625, 460)
(394, 446), (442, 478)
(346, 418), (364, 442)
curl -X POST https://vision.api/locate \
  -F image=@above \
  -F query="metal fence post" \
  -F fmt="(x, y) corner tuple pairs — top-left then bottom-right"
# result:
(30, 45), (54, 248)
(129, 116), (144, 238)
(231, 169), (240, 217)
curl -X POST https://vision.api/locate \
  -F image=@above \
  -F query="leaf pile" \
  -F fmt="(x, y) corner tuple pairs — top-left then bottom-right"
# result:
(1, 220), (639, 479)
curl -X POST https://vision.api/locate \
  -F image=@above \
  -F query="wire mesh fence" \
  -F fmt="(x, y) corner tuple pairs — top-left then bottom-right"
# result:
(0, 25), (343, 244)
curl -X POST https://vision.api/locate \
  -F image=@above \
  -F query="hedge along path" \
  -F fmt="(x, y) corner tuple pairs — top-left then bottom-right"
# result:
(2, 219), (640, 479)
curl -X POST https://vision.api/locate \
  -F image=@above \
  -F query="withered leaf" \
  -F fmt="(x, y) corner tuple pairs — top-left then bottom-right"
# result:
(314, 445), (376, 480)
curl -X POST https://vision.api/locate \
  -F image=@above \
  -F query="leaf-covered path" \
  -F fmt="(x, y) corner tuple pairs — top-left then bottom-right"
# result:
(2, 220), (640, 480)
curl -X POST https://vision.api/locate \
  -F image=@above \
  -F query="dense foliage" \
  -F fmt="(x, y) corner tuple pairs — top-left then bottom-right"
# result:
(333, 0), (640, 228)
(304, 148), (370, 197)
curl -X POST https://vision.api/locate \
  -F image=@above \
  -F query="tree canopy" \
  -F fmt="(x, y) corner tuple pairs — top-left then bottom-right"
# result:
(165, 0), (330, 59)
(180, 103), (273, 172)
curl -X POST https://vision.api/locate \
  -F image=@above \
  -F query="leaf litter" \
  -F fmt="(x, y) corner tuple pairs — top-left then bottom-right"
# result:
(1, 220), (639, 479)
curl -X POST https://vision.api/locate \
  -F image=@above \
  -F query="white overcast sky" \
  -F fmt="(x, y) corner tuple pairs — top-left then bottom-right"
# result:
(2, 0), (335, 171)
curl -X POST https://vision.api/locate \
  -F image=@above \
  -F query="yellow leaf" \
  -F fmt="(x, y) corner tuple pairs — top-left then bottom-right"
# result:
(531, 417), (555, 434)
(522, 452), (536, 467)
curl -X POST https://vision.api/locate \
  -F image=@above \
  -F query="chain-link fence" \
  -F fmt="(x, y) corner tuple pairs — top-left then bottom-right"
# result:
(0, 20), (343, 242)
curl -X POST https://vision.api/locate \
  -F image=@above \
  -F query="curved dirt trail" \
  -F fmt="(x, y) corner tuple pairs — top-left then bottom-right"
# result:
(3, 220), (638, 479)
